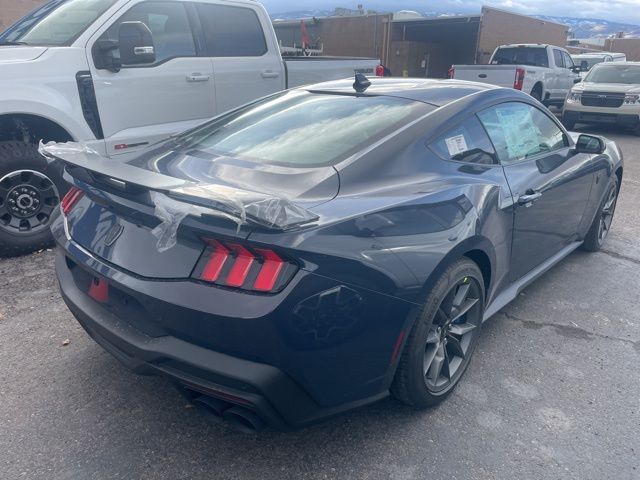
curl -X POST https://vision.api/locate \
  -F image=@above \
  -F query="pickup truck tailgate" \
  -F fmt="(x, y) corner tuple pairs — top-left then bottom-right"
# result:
(452, 65), (518, 89)
(285, 57), (379, 88)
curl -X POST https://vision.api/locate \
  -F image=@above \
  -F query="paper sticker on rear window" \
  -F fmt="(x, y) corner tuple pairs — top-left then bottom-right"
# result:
(445, 135), (468, 156)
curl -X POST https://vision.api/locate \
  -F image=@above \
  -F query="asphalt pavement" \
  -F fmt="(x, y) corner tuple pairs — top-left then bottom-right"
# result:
(1, 125), (638, 480)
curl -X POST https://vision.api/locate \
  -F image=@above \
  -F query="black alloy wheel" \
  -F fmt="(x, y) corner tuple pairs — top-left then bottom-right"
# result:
(582, 176), (619, 252)
(423, 276), (482, 393)
(392, 258), (485, 408)
(0, 169), (59, 236)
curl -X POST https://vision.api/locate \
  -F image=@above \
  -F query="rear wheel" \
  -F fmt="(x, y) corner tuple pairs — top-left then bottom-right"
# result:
(561, 116), (576, 130)
(530, 85), (543, 103)
(391, 258), (485, 408)
(0, 141), (65, 257)
(582, 176), (619, 252)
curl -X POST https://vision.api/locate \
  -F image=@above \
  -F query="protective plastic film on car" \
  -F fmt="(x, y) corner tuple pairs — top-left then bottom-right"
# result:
(39, 141), (318, 252)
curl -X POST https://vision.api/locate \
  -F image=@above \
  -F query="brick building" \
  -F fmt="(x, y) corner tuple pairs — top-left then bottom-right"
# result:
(0, 0), (45, 32)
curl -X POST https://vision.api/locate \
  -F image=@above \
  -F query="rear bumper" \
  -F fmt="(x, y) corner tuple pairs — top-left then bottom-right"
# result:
(562, 109), (640, 127)
(56, 249), (392, 429)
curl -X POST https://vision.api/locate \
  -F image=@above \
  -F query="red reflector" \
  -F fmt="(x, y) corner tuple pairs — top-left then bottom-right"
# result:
(514, 68), (526, 90)
(201, 240), (230, 282)
(225, 244), (255, 287)
(253, 248), (285, 292)
(61, 186), (84, 216)
(390, 329), (406, 364)
(88, 277), (109, 303)
(447, 66), (455, 79)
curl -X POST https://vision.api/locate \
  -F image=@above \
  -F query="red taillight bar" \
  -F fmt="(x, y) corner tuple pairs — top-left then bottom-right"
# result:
(447, 66), (455, 79)
(61, 186), (84, 216)
(375, 64), (385, 77)
(196, 239), (293, 293)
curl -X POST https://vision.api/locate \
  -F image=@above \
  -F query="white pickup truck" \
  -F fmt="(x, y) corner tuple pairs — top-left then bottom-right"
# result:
(450, 44), (581, 106)
(0, 0), (382, 256)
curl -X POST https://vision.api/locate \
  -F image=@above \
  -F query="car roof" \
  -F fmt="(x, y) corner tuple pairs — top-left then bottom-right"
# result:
(302, 77), (498, 107)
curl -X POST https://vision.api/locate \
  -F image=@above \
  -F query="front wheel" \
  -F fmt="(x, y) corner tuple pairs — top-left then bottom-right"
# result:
(391, 258), (485, 408)
(582, 176), (619, 252)
(0, 141), (66, 257)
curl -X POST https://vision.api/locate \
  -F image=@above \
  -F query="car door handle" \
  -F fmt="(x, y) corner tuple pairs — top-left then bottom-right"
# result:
(186, 73), (211, 82)
(261, 70), (280, 79)
(517, 191), (542, 205)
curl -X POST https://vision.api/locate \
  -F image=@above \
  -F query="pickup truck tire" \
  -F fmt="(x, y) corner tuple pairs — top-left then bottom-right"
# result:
(561, 117), (576, 130)
(0, 141), (66, 257)
(530, 85), (543, 103)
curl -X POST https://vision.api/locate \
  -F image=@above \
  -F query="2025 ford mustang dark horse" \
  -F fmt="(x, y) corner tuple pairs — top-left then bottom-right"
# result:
(47, 77), (622, 432)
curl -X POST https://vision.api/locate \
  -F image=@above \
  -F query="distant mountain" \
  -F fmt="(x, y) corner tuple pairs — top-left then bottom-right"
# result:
(533, 16), (640, 39)
(271, 9), (640, 39)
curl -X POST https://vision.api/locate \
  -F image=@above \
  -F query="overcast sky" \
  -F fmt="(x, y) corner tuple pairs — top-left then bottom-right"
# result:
(261, 1), (640, 25)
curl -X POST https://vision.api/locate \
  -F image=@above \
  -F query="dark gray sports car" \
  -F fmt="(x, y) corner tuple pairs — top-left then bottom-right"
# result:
(46, 77), (623, 432)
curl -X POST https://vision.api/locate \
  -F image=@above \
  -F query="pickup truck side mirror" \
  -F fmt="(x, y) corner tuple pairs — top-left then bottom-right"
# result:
(119, 21), (155, 66)
(573, 77), (582, 84)
(574, 134), (605, 154)
(570, 66), (582, 74)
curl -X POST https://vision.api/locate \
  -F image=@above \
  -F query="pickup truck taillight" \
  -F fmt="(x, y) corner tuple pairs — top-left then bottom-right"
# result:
(514, 68), (526, 90)
(193, 239), (298, 293)
(61, 186), (84, 216)
(375, 65), (385, 77)
(448, 67), (455, 79)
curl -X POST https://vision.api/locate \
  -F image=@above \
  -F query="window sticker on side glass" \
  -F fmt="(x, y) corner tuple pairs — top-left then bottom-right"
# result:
(445, 135), (469, 156)
(494, 106), (540, 161)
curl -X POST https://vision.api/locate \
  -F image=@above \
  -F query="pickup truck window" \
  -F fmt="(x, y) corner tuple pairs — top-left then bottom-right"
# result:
(491, 47), (549, 68)
(429, 117), (497, 165)
(478, 102), (566, 165)
(0, 0), (118, 47)
(196, 3), (267, 57)
(169, 91), (430, 167)
(562, 51), (575, 69)
(100, 2), (196, 64)
(553, 49), (565, 68)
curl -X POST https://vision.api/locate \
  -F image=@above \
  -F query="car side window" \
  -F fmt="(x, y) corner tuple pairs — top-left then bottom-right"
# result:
(196, 3), (267, 57)
(429, 116), (498, 165)
(553, 49), (565, 68)
(562, 51), (574, 69)
(477, 102), (567, 165)
(101, 1), (195, 65)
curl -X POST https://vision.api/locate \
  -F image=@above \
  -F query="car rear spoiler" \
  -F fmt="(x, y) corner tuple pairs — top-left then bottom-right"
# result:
(39, 142), (319, 234)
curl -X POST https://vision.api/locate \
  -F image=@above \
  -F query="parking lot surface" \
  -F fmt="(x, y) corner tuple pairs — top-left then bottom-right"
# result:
(1, 126), (639, 480)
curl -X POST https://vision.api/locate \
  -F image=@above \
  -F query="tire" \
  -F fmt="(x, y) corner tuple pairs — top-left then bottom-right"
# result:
(561, 116), (576, 130)
(582, 175), (620, 252)
(0, 141), (67, 257)
(530, 85), (543, 103)
(391, 258), (485, 408)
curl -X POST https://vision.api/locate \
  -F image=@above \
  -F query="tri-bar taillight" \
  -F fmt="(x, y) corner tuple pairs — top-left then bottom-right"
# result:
(192, 239), (297, 293)
(61, 186), (84, 216)
(513, 68), (526, 91)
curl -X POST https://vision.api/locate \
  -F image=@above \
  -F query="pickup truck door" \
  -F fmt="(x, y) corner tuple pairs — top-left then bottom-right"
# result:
(477, 102), (594, 282)
(86, 1), (216, 158)
(194, 2), (285, 115)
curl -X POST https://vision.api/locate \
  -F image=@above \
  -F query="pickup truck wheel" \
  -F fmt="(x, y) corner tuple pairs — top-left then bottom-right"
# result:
(530, 85), (543, 102)
(0, 141), (65, 257)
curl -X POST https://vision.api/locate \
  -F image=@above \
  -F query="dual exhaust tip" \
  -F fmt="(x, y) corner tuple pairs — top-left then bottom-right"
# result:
(192, 394), (265, 434)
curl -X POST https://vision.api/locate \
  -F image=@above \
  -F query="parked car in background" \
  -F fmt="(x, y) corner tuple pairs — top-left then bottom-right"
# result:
(45, 77), (622, 432)
(562, 62), (640, 133)
(0, 0), (383, 257)
(450, 44), (581, 106)
(571, 52), (627, 79)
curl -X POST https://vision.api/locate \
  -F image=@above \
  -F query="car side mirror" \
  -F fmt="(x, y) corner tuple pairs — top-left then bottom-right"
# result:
(573, 77), (582, 84)
(574, 134), (605, 154)
(118, 21), (155, 66)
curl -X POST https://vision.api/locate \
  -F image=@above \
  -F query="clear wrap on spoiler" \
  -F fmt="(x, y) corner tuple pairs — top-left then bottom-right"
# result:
(39, 141), (319, 252)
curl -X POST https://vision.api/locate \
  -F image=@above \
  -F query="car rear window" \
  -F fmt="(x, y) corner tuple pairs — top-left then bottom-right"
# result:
(491, 47), (549, 68)
(169, 91), (431, 167)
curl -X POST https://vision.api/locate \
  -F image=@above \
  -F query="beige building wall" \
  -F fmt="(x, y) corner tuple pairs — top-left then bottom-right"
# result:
(0, 0), (45, 32)
(318, 14), (390, 60)
(476, 7), (569, 64)
(604, 38), (640, 61)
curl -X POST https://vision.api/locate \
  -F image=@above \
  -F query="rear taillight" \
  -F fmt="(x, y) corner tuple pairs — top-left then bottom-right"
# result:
(514, 68), (525, 90)
(61, 186), (84, 216)
(193, 239), (297, 293)
(447, 66), (455, 79)
(375, 65), (385, 77)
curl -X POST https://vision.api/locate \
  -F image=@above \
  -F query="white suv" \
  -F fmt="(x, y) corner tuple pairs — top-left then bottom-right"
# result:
(562, 62), (640, 134)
